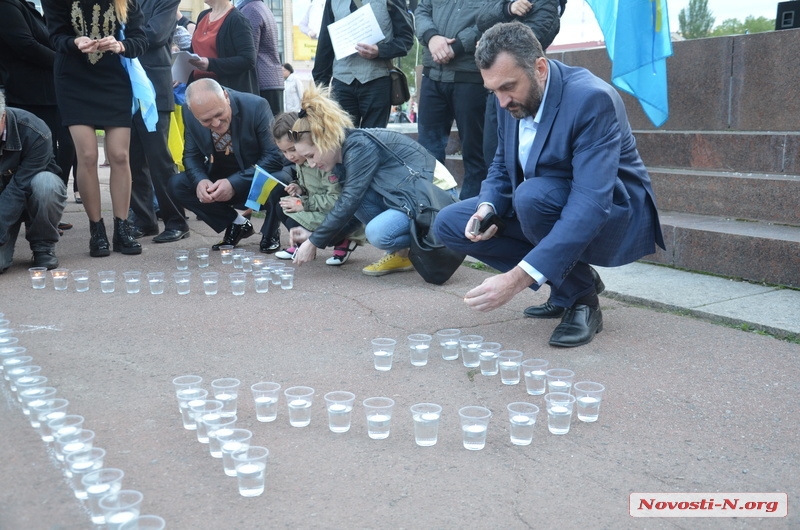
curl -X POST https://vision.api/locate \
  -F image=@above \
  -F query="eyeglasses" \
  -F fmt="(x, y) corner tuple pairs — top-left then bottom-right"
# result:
(289, 130), (310, 142)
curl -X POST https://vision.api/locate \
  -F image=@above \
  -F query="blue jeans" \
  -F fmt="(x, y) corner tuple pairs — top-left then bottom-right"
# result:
(355, 188), (410, 253)
(417, 77), (488, 200)
(0, 171), (66, 271)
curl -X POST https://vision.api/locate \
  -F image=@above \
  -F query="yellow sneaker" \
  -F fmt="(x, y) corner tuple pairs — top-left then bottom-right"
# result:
(362, 252), (414, 276)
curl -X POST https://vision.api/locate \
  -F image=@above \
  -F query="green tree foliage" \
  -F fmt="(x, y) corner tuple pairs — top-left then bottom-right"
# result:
(678, 0), (715, 39)
(710, 16), (775, 37)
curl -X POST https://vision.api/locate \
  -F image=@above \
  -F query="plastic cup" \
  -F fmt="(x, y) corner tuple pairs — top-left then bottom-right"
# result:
(507, 402), (539, 446)
(573, 381), (605, 422)
(372, 338), (396, 372)
(30, 398), (69, 441)
(211, 378), (240, 417)
(252, 270), (270, 293)
(545, 392), (577, 435)
(363, 397), (395, 440)
(410, 403), (442, 447)
(0, 346), (26, 373)
(189, 399), (223, 443)
(436, 328), (461, 360)
(147, 272), (165, 294)
(50, 268), (69, 290)
(201, 272), (219, 295)
(195, 247), (210, 268)
(279, 266), (295, 289)
(175, 249), (189, 270)
(176, 387), (208, 430)
(72, 269), (90, 292)
(229, 272), (246, 295)
(232, 446), (269, 497)
(458, 406), (492, 450)
(478, 342), (502, 376)
(98, 270), (116, 293)
(241, 251), (254, 272)
(55, 429), (95, 463)
(66, 447), (105, 499)
(218, 428), (253, 477)
(99, 489), (143, 530)
(324, 391), (356, 433)
(3, 354), (32, 379)
(546, 368), (575, 394)
(459, 335), (484, 367)
(48, 414), (85, 444)
(497, 350), (523, 385)
(251, 382), (281, 422)
(83, 468), (124, 525)
(284, 386), (314, 427)
(407, 334), (432, 367)
(522, 359), (550, 395)
(20, 386), (57, 416)
(29, 267), (47, 289)
(219, 245), (234, 264)
(205, 414), (237, 458)
(173, 271), (191, 295)
(269, 264), (283, 285)
(123, 271), (141, 294)
(232, 248), (245, 269)
(14, 374), (47, 400)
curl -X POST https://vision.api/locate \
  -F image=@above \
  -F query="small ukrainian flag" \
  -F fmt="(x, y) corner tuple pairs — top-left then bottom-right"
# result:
(245, 165), (284, 210)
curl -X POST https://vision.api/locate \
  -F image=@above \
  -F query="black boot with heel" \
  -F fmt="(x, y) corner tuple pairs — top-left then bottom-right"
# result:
(113, 217), (142, 255)
(89, 219), (111, 257)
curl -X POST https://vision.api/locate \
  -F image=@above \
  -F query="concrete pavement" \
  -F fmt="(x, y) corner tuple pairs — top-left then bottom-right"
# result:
(0, 180), (797, 528)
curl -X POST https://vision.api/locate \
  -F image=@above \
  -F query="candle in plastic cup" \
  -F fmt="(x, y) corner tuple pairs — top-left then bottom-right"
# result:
(205, 415), (237, 458)
(83, 468), (124, 525)
(284, 386), (314, 427)
(98, 270), (116, 293)
(123, 271), (141, 294)
(507, 402), (539, 446)
(371, 338), (396, 372)
(173, 271), (191, 295)
(211, 377), (240, 417)
(407, 334), (432, 367)
(497, 350), (523, 385)
(50, 268), (69, 290)
(201, 272), (219, 295)
(546, 368), (575, 395)
(66, 447), (105, 499)
(119, 515), (166, 530)
(251, 382), (281, 422)
(190, 399), (223, 443)
(279, 266), (295, 289)
(195, 247), (210, 268)
(72, 269), (90, 292)
(436, 329), (461, 360)
(229, 272), (246, 295)
(573, 381), (605, 422)
(411, 403), (442, 447)
(363, 397), (394, 440)
(545, 392), (576, 435)
(176, 387), (208, 429)
(478, 342), (502, 375)
(147, 272), (165, 294)
(458, 406), (492, 451)
(218, 428), (253, 477)
(459, 335), (484, 368)
(324, 391), (356, 433)
(522, 359), (550, 395)
(219, 245), (234, 264)
(175, 249), (189, 270)
(252, 270), (270, 293)
(99, 489), (143, 530)
(232, 446), (269, 497)
(29, 267), (47, 289)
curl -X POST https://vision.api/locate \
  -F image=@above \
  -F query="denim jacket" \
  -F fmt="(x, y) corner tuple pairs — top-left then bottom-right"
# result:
(0, 108), (60, 245)
(308, 128), (437, 248)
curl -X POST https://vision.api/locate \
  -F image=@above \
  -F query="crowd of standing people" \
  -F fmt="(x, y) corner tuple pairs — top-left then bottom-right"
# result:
(0, 0), (663, 348)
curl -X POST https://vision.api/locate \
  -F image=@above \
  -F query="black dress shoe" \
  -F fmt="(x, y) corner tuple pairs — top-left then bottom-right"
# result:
(32, 249), (59, 270)
(153, 229), (190, 243)
(548, 305), (603, 348)
(58, 221), (73, 231)
(259, 234), (280, 253)
(129, 225), (159, 239)
(212, 220), (254, 250)
(523, 266), (606, 318)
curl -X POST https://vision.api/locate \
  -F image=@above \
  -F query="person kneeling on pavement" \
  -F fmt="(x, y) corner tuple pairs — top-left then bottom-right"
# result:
(168, 78), (293, 252)
(0, 92), (66, 273)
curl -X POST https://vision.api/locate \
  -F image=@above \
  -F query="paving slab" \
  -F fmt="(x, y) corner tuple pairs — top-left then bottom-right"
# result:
(0, 181), (798, 529)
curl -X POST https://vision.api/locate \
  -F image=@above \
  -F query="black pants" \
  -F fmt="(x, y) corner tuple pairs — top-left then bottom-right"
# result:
(129, 110), (189, 232)
(331, 76), (392, 129)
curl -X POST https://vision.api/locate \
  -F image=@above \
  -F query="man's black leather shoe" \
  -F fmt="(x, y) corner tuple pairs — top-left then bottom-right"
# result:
(32, 249), (59, 270)
(129, 225), (159, 239)
(212, 220), (254, 250)
(153, 229), (190, 243)
(259, 232), (280, 253)
(548, 305), (603, 347)
(523, 266), (606, 319)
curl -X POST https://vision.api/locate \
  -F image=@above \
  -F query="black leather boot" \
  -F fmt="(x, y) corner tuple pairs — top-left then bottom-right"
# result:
(112, 217), (142, 255)
(89, 219), (111, 257)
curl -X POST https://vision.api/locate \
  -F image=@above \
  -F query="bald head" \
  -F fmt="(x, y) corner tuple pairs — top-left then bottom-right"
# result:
(186, 79), (232, 135)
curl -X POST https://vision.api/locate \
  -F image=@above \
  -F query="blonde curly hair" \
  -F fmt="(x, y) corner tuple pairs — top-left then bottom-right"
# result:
(290, 83), (353, 154)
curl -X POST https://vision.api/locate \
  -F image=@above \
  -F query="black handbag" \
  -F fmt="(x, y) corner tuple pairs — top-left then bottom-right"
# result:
(364, 132), (466, 285)
(389, 67), (410, 106)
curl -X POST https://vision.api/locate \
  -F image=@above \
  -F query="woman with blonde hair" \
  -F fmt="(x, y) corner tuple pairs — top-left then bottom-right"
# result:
(43, 0), (148, 256)
(290, 84), (458, 277)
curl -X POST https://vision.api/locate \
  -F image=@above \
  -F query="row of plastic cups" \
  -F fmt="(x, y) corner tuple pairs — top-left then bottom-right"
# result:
(176, 247), (284, 272)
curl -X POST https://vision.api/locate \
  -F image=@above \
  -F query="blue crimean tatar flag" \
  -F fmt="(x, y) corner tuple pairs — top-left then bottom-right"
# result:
(586, 0), (673, 127)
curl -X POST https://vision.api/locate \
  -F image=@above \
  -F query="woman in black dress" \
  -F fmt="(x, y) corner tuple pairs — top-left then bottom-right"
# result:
(42, 0), (148, 256)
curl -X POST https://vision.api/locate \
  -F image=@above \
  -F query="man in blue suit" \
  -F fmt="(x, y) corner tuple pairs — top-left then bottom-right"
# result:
(433, 22), (664, 348)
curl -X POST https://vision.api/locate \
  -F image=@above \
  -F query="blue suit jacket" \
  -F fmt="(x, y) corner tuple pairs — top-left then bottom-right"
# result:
(478, 59), (664, 283)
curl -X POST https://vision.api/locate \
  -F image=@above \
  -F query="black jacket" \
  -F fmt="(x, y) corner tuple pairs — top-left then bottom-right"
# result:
(0, 0), (57, 106)
(190, 8), (258, 95)
(137, 0), (181, 111)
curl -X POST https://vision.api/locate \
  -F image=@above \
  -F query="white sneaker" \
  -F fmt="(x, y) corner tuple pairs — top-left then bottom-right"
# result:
(325, 239), (357, 266)
(274, 247), (296, 260)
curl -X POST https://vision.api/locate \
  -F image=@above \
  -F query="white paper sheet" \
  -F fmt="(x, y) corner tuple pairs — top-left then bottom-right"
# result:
(327, 3), (385, 60)
(171, 51), (201, 84)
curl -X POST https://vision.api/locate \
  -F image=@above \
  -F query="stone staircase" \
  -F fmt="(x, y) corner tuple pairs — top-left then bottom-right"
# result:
(394, 28), (800, 289)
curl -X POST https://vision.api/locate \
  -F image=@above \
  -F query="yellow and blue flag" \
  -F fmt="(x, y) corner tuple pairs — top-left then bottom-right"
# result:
(586, 0), (673, 127)
(245, 165), (284, 210)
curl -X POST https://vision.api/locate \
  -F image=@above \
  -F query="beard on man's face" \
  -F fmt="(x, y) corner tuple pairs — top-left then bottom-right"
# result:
(506, 75), (543, 120)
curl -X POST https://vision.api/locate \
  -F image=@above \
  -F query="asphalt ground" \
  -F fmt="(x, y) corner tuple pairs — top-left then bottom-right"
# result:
(0, 175), (797, 529)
